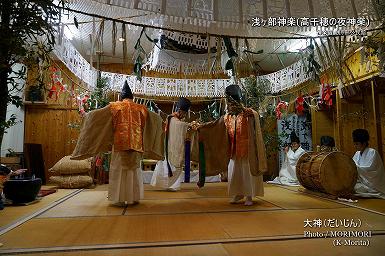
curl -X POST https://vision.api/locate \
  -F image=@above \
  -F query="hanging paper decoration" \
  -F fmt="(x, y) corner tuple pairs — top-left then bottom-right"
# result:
(275, 101), (288, 120)
(133, 27), (146, 81)
(295, 96), (305, 115)
(77, 94), (90, 116)
(48, 66), (65, 101)
(319, 83), (332, 107)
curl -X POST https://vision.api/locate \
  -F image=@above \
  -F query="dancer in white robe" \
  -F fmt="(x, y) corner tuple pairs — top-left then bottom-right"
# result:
(151, 97), (191, 191)
(269, 131), (305, 186)
(352, 129), (385, 199)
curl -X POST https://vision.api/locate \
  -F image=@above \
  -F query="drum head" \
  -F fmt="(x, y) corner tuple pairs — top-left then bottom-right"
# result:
(319, 151), (357, 195)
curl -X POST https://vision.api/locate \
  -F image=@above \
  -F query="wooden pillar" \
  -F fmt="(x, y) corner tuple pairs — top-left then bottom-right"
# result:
(311, 107), (317, 150)
(335, 90), (343, 150)
(371, 80), (382, 155)
(371, 80), (377, 131)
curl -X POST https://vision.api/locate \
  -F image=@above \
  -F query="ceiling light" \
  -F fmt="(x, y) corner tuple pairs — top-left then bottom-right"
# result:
(118, 37), (125, 42)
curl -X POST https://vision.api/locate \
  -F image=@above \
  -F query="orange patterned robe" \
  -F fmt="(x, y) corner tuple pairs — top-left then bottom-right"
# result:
(110, 99), (148, 152)
(224, 108), (254, 158)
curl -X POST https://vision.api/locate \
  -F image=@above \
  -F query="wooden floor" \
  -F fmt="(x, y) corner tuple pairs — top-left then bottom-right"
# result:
(1, 183), (385, 255)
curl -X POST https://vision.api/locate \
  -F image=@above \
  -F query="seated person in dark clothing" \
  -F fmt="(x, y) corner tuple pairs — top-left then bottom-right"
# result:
(319, 136), (337, 152)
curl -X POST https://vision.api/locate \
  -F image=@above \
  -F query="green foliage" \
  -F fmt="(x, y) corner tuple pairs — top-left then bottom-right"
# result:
(373, 0), (385, 27)
(0, 0), (65, 145)
(85, 77), (111, 112)
(363, 36), (381, 55)
(0, 114), (21, 134)
(198, 101), (221, 123)
(6, 148), (17, 157)
(241, 76), (270, 110)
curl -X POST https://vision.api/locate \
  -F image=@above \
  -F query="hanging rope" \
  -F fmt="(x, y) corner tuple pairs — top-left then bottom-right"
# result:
(60, 6), (384, 40)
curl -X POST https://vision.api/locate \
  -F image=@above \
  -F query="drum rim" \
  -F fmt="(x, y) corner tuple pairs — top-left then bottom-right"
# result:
(296, 151), (358, 195)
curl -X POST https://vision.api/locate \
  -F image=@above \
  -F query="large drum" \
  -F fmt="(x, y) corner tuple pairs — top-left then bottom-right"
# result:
(296, 151), (357, 196)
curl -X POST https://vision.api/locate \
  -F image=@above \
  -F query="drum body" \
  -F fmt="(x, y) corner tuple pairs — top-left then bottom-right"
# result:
(296, 151), (357, 196)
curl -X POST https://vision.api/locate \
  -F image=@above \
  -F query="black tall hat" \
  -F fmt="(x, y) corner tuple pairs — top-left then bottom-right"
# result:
(176, 97), (191, 112)
(290, 131), (300, 144)
(320, 136), (335, 147)
(225, 84), (242, 103)
(120, 80), (133, 100)
(352, 129), (369, 143)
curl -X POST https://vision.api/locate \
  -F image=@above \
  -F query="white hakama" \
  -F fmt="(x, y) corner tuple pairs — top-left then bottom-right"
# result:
(108, 151), (144, 204)
(228, 156), (264, 197)
(150, 160), (183, 190)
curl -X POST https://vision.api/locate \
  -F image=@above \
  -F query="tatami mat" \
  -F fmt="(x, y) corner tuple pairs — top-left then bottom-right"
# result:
(209, 207), (385, 238)
(223, 235), (385, 256)
(260, 185), (348, 209)
(39, 183), (350, 219)
(273, 183), (385, 214)
(2, 207), (385, 250)
(14, 244), (230, 256)
(0, 188), (76, 229)
(124, 197), (278, 216)
(0, 214), (229, 249)
(38, 191), (125, 218)
(38, 193), (279, 218)
(143, 184), (229, 199)
(1, 183), (385, 255)
(347, 199), (385, 214)
(5, 236), (385, 256)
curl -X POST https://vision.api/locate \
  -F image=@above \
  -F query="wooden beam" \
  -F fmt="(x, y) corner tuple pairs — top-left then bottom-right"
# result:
(328, 0), (337, 17)
(262, 0), (268, 20)
(187, 0), (192, 17)
(285, 0), (291, 17)
(213, 0), (218, 21)
(308, 0), (314, 17)
(239, 0), (243, 23)
(350, 0), (358, 17)
(133, 0), (139, 9)
(160, 0), (166, 14)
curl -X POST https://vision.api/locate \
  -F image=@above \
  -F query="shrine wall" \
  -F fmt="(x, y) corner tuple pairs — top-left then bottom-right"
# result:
(311, 78), (385, 161)
(24, 60), (83, 179)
